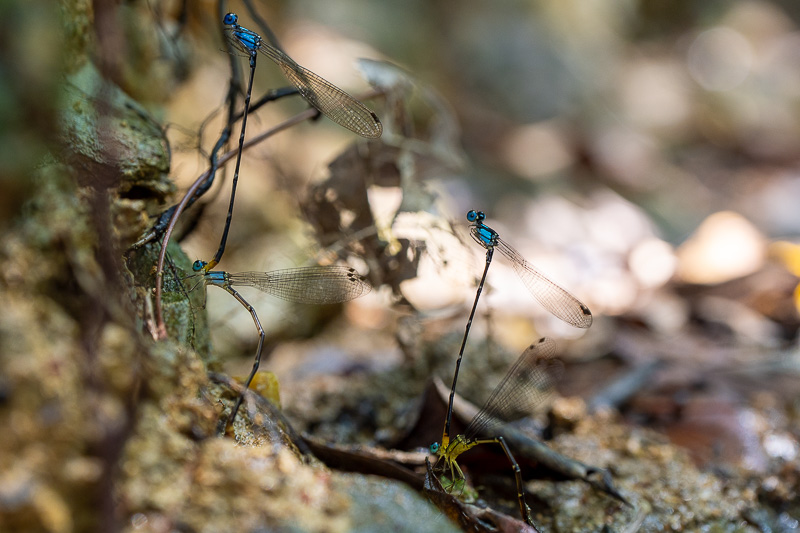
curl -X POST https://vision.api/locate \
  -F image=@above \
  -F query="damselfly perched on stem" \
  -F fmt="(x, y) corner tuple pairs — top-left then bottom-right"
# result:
(201, 13), (383, 273)
(442, 210), (591, 464)
(187, 260), (371, 430)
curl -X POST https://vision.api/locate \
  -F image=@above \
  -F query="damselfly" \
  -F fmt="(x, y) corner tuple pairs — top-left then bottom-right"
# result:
(187, 260), (371, 430)
(442, 210), (591, 458)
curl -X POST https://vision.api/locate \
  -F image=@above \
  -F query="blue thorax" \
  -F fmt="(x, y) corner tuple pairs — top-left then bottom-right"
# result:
(233, 28), (260, 50)
(205, 271), (227, 284)
(473, 225), (498, 247)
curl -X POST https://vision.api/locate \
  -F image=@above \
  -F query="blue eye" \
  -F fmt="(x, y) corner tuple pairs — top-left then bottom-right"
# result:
(429, 442), (440, 454)
(192, 260), (205, 272)
(466, 210), (478, 222)
(223, 13), (238, 25)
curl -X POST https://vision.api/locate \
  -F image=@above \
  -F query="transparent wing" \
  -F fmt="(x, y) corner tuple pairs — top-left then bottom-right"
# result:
(254, 42), (382, 139)
(464, 337), (563, 440)
(496, 239), (592, 329)
(229, 266), (371, 304)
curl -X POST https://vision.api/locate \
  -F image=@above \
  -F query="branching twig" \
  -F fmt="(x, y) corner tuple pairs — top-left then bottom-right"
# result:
(153, 106), (318, 339)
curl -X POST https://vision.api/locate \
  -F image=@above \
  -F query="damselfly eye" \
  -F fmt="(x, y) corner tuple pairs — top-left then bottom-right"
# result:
(466, 210), (478, 222)
(192, 260), (205, 272)
(223, 13), (238, 25)
(429, 442), (440, 454)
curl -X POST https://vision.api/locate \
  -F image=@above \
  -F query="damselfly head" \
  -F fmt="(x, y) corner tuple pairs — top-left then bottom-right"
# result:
(466, 210), (485, 223)
(192, 260), (207, 272)
(223, 13), (238, 26)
